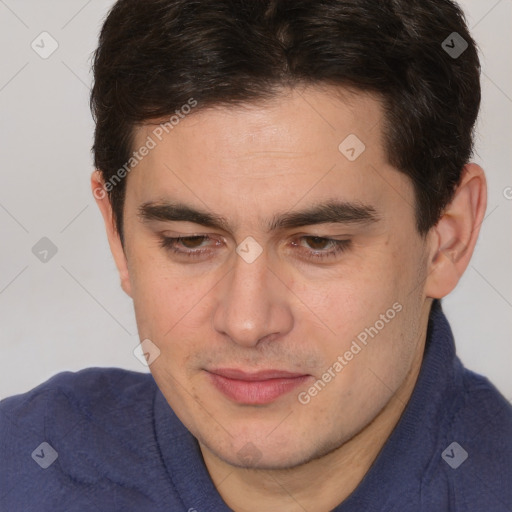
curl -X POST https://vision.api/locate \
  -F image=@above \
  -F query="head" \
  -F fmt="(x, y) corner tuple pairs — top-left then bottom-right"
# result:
(90, 0), (486, 469)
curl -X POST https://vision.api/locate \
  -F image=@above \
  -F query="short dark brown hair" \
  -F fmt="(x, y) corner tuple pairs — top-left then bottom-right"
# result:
(90, 0), (480, 245)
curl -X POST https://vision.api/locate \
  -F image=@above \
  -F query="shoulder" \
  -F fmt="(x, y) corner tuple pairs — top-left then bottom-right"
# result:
(425, 365), (512, 511)
(0, 367), (156, 424)
(0, 367), (158, 456)
(0, 368), (179, 511)
(459, 367), (512, 431)
(455, 366), (512, 457)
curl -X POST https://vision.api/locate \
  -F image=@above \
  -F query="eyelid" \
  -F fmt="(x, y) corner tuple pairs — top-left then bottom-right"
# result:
(290, 237), (351, 258)
(158, 233), (352, 262)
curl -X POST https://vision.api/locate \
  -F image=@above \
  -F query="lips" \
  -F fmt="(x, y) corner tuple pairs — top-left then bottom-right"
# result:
(206, 368), (312, 405)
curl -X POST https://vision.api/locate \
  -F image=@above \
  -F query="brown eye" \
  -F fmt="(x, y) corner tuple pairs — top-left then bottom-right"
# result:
(302, 236), (332, 251)
(159, 235), (217, 258)
(291, 236), (351, 260)
(179, 236), (208, 248)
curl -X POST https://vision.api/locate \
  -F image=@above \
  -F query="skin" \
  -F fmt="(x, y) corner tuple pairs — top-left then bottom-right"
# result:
(92, 85), (486, 511)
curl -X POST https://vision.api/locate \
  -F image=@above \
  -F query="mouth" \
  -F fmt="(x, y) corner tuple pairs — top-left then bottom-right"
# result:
(206, 368), (312, 405)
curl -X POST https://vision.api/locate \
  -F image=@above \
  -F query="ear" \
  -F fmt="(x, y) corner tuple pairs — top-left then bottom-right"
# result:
(91, 170), (133, 297)
(424, 163), (487, 299)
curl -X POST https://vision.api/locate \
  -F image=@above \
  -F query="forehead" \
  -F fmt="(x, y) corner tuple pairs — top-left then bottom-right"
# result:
(134, 85), (384, 160)
(126, 85), (413, 230)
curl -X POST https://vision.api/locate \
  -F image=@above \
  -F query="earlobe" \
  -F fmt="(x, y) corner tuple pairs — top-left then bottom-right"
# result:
(424, 163), (487, 299)
(90, 170), (133, 298)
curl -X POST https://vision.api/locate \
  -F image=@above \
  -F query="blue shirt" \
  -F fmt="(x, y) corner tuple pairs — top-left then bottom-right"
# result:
(1, 301), (511, 511)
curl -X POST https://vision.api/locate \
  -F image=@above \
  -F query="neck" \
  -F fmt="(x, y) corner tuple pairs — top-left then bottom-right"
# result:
(200, 319), (429, 512)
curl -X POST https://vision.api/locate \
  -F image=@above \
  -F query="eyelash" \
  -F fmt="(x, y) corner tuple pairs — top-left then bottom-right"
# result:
(158, 235), (351, 261)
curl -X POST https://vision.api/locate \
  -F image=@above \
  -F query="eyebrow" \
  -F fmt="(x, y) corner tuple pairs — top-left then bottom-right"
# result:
(138, 199), (380, 232)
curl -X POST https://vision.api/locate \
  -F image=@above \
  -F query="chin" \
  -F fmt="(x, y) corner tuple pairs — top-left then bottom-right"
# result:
(202, 428), (344, 470)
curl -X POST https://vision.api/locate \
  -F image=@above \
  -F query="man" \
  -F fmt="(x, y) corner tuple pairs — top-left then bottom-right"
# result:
(1, 0), (511, 510)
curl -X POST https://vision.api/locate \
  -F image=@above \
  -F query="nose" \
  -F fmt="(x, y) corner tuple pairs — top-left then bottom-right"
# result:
(212, 247), (294, 348)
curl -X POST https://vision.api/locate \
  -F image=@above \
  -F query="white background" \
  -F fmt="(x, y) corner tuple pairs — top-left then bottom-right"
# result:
(0, 0), (511, 400)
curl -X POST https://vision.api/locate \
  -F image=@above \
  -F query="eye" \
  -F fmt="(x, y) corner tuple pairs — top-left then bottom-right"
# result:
(159, 235), (220, 257)
(292, 236), (351, 260)
(158, 234), (351, 262)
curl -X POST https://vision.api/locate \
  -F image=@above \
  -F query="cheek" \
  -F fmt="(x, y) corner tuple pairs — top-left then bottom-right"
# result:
(129, 256), (219, 369)
(132, 276), (202, 336)
(129, 256), (177, 336)
(312, 266), (400, 337)
(299, 250), (415, 377)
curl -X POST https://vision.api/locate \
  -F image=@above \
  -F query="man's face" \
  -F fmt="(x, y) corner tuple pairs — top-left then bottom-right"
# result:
(121, 86), (433, 469)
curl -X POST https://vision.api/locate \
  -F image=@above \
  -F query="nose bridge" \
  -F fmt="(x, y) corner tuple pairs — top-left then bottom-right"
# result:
(212, 249), (292, 347)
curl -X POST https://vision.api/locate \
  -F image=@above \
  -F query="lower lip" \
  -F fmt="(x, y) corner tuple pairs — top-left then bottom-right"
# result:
(207, 373), (311, 405)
